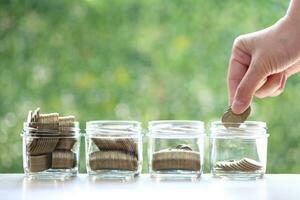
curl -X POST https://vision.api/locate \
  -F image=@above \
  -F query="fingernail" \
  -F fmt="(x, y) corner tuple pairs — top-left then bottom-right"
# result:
(232, 99), (245, 114)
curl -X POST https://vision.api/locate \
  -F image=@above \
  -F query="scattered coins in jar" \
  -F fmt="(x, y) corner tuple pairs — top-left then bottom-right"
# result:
(152, 144), (201, 171)
(25, 107), (78, 172)
(215, 157), (263, 172)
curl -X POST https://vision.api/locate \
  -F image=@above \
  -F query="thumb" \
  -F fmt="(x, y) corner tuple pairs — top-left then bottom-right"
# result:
(231, 62), (267, 114)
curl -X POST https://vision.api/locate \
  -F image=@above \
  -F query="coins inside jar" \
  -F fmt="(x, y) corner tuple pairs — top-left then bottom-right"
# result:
(24, 107), (78, 173)
(152, 144), (201, 171)
(89, 137), (139, 171)
(89, 151), (138, 171)
(215, 157), (263, 172)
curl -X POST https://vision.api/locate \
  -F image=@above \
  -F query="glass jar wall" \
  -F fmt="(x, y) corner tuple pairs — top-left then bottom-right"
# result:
(85, 121), (142, 180)
(148, 120), (205, 180)
(210, 121), (269, 180)
(22, 114), (80, 180)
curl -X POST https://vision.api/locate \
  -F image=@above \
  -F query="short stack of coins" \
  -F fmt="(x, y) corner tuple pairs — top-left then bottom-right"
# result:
(152, 144), (201, 171)
(25, 107), (78, 172)
(215, 158), (263, 172)
(89, 138), (138, 171)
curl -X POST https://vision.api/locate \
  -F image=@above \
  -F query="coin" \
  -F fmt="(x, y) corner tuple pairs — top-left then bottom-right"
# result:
(243, 157), (263, 169)
(27, 110), (32, 124)
(221, 106), (251, 127)
(55, 138), (76, 150)
(176, 144), (193, 151)
(32, 107), (40, 122)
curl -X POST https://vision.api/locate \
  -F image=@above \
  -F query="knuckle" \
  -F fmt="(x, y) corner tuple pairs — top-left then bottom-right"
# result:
(255, 92), (267, 99)
(233, 37), (243, 48)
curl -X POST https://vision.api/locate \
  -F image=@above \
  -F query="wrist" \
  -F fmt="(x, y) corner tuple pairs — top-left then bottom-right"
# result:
(285, 0), (300, 31)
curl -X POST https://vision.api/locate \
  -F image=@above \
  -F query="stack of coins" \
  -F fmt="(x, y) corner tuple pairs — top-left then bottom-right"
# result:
(152, 144), (201, 171)
(27, 108), (59, 157)
(215, 157), (263, 172)
(89, 151), (138, 171)
(25, 107), (78, 172)
(92, 138), (138, 156)
(55, 116), (76, 150)
(89, 138), (139, 171)
(52, 150), (76, 169)
(28, 154), (51, 172)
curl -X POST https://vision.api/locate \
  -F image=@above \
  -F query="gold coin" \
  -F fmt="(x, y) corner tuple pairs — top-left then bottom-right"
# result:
(221, 106), (251, 127)
(243, 157), (263, 170)
(27, 110), (32, 124)
(175, 144), (193, 151)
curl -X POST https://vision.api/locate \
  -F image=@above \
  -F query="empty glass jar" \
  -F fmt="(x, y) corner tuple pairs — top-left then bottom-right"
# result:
(22, 114), (80, 179)
(210, 121), (269, 180)
(85, 121), (142, 180)
(148, 120), (205, 180)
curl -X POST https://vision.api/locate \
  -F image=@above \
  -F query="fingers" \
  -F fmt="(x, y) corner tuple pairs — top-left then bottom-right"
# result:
(255, 73), (285, 98)
(227, 37), (251, 105)
(231, 63), (267, 114)
(270, 73), (287, 97)
(268, 60), (300, 97)
(228, 59), (248, 105)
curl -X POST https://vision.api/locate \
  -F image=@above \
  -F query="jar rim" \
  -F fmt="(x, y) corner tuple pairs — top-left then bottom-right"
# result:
(209, 121), (268, 138)
(21, 121), (80, 137)
(148, 120), (205, 137)
(149, 120), (204, 127)
(211, 121), (266, 128)
(86, 120), (141, 126)
(85, 120), (141, 136)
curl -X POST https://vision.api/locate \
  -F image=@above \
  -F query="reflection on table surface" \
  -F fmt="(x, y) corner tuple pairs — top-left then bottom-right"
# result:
(0, 174), (299, 200)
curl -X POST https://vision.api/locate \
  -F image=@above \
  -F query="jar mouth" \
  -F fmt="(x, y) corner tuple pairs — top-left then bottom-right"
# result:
(210, 121), (268, 138)
(21, 121), (80, 137)
(148, 120), (205, 137)
(85, 120), (141, 137)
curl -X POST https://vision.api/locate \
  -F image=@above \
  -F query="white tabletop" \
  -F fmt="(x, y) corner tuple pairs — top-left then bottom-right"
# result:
(0, 174), (299, 200)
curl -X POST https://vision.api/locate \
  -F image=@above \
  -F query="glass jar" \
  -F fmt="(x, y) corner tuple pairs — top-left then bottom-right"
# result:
(210, 121), (269, 180)
(148, 120), (205, 180)
(85, 121), (142, 180)
(21, 115), (80, 179)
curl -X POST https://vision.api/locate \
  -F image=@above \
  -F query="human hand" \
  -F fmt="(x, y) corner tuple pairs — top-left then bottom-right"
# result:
(228, 16), (300, 114)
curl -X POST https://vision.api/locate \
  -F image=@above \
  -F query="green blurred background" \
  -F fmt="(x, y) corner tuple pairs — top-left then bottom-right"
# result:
(1, 0), (299, 173)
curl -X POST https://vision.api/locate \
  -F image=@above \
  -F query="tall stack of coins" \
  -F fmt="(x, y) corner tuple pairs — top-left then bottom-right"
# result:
(152, 144), (201, 172)
(89, 138), (139, 171)
(25, 107), (78, 172)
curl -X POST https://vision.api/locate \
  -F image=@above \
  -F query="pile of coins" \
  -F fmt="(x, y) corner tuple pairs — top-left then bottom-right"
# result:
(89, 138), (139, 171)
(26, 107), (78, 172)
(215, 158), (263, 172)
(152, 144), (201, 171)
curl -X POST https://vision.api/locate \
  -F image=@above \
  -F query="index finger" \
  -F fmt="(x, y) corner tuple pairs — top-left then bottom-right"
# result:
(227, 45), (251, 105)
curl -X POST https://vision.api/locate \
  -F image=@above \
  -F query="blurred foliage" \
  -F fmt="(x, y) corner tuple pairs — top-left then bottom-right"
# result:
(0, 0), (299, 173)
